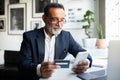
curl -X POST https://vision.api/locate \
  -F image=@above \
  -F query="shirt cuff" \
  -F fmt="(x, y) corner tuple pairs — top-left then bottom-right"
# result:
(36, 64), (41, 77)
(86, 59), (90, 67)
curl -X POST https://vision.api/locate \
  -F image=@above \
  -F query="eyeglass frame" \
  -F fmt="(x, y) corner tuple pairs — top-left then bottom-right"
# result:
(46, 16), (66, 24)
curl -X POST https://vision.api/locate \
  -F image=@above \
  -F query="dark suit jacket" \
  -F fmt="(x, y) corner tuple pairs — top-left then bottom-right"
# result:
(18, 27), (92, 80)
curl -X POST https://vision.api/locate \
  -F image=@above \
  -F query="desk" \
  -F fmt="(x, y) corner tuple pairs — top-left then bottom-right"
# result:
(39, 48), (108, 80)
(39, 65), (105, 80)
(86, 48), (108, 59)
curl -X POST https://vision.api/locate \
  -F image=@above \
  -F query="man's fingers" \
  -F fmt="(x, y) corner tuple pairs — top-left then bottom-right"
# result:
(41, 62), (54, 66)
(78, 60), (88, 65)
(72, 65), (89, 74)
(41, 62), (60, 78)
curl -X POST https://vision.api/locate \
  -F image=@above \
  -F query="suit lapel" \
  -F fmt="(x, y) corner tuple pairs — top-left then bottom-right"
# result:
(55, 32), (68, 59)
(36, 29), (65, 61)
(36, 28), (45, 62)
(55, 35), (64, 59)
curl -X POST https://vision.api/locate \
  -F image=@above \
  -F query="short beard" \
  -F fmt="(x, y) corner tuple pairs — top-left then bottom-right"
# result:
(47, 26), (62, 35)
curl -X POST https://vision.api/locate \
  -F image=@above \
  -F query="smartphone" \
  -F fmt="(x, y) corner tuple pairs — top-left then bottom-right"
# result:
(73, 52), (88, 66)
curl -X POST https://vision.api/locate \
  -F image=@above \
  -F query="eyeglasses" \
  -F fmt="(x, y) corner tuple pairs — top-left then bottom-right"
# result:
(47, 17), (66, 24)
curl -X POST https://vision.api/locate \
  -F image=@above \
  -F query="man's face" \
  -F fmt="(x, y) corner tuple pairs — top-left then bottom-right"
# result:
(43, 8), (66, 35)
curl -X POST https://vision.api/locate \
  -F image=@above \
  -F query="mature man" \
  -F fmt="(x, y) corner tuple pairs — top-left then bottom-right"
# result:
(18, 3), (92, 80)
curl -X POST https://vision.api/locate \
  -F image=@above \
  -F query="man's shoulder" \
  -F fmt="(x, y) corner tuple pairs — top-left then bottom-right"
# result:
(23, 28), (44, 37)
(61, 30), (70, 34)
(24, 28), (43, 34)
(60, 30), (71, 36)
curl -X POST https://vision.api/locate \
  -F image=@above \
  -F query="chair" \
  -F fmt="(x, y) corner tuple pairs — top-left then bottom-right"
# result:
(0, 50), (20, 80)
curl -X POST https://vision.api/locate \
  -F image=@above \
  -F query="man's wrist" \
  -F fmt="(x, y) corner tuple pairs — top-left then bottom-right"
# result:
(37, 64), (41, 77)
(86, 59), (90, 68)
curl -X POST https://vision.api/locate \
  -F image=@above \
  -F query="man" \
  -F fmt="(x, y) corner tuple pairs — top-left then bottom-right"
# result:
(18, 3), (92, 80)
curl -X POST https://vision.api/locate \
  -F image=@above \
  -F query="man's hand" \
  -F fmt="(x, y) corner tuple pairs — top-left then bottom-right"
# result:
(72, 60), (89, 74)
(40, 62), (60, 78)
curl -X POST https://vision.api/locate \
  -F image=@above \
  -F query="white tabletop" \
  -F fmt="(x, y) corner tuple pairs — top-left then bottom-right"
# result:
(39, 68), (79, 80)
(39, 65), (105, 80)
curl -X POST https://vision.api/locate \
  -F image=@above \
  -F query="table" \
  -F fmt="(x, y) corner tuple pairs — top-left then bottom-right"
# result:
(85, 48), (108, 59)
(39, 48), (108, 80)
(39, 65), (105, 80)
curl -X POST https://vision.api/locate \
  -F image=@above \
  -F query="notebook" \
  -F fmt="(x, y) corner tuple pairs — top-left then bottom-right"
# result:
(77, 70), (106, 80)
(107, 40), (120, 80)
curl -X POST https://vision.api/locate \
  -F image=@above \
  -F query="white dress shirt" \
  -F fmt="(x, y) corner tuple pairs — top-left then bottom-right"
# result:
(36, 29), (89, 76)
(44, 33), (56, 62)
(37, 29), (56, 76)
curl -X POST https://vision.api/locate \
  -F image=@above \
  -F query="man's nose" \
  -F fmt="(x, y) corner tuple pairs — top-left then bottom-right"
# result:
(56, 21), (63, 26)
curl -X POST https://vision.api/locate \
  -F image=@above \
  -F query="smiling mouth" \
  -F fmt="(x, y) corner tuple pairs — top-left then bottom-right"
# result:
(54, 28), (60, 31)
(53, 27), (60, 29)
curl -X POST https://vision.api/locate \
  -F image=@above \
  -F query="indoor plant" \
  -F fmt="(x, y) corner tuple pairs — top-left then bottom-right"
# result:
(81, 10), (96, 48)
(97, 24), (105, 39)
(96, 24), (106, 48)
(81, 10), (96, 38)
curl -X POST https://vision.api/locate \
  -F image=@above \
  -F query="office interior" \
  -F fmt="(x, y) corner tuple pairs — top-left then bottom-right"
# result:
(0, 0), (119, 79)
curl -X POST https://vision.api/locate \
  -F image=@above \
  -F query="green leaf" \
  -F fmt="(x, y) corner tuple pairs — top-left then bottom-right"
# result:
(81, 10), (96, 38)
(97, 25), (105, 39)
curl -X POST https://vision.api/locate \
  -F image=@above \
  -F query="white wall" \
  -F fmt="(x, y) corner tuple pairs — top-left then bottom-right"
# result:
(0, 0), (98, 50)
(0, 0), (43, 50)
(62, 0), (98, 46)
(106, 0), (120, 40)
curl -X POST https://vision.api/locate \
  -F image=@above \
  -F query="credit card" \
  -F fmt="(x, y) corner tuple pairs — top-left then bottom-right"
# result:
(54, 59), (70, 68)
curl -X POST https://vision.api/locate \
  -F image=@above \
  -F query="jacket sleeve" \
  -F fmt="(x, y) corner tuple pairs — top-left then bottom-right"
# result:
(67, 32), (92, 67)
(18, 32), (39, 79)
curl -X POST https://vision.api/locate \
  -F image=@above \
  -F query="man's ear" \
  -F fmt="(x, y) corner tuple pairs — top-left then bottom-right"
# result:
(42, 15), (48, 23)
